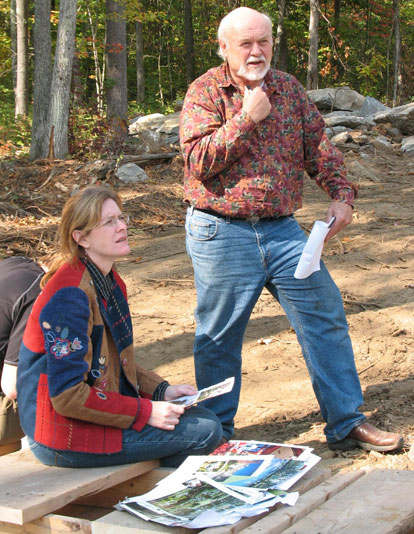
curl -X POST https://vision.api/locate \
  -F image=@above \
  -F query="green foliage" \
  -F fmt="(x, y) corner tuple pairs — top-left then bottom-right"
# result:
(0, 0), (11, 69)
(128, 98), (177, 117)
(1, 0), (414, 159)
(68, 108), (110, 159)
(0, 93), (31, 157)
(355, 49), (389, 95)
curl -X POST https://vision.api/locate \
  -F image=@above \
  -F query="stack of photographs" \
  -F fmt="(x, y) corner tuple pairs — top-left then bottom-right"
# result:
(118, 440), (320, 528)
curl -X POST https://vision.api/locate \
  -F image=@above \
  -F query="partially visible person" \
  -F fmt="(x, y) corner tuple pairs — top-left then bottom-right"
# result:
(17, 185), (222, 468)
(0, 256), (44, 446)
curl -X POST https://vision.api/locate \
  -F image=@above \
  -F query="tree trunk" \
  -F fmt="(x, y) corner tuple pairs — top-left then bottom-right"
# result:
(278, 31), (289, 73)
(157, 26), (164, 105)
(334, 0), (340, 32)
(30, 0), (52, 161)
(272, 0), (287, 70)
(184, 0), (195, 84)
(15, 0), (28, 118)
(10, 0), (17, 94)
(87, 5), (104, 113)
(135, 19), (145, 104)
(307, 0), (319, 90)
(48, 0), (78, 159)
(71, 49), (84, 108)
(363, 2), (371, 59)
(106, 0), (128, 145)
(393, 0), (401, 106)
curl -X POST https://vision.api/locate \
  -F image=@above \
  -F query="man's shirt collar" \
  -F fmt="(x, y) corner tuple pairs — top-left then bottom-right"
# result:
(217, 62), (281, 95)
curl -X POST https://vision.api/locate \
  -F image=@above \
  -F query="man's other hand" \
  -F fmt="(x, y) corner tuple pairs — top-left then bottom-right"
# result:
(325, 201), (353, 241)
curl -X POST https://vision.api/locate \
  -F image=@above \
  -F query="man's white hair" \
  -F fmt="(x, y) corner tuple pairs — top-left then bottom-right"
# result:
(217, 7), (273, 60)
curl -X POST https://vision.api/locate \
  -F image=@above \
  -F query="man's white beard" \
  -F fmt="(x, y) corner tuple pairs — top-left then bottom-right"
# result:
(237, 56), (270, 81)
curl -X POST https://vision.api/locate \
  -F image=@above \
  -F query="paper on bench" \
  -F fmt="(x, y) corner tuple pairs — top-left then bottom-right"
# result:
(118, 449), (323, 528)
(294, 217), (335, 279)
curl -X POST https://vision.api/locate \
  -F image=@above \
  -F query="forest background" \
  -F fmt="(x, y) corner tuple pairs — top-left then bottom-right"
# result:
(0, 0), (413, 161)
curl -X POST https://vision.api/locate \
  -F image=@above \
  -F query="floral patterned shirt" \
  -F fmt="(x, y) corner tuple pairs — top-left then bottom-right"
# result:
(180, 63), (357, 218)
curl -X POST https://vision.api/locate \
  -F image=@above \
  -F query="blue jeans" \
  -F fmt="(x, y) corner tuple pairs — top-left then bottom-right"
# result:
(185, 208), (365, 443)
(28, 406), (222, 468)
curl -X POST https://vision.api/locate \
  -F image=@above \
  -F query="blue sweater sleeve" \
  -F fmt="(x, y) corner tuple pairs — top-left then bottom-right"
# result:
(40, 287), (90, 397)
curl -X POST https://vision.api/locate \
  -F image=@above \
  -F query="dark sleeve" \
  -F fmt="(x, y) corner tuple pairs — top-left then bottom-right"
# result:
(0, 259), (43, 366)
(4, 301), (36, 366)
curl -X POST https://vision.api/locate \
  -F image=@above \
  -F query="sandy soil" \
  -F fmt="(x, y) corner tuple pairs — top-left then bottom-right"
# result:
(0, 148), (413, 473)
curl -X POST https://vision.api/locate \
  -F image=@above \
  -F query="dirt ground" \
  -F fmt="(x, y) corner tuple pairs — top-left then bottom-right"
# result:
(0, 147), (413, 474)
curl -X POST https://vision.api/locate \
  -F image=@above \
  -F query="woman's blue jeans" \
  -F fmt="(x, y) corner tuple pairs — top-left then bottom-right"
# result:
(28, 406), (222, 468)
(185, 208), (366, 443)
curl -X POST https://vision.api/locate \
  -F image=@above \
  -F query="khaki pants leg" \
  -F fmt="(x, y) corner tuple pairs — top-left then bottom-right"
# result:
(0, 393), (24, 446)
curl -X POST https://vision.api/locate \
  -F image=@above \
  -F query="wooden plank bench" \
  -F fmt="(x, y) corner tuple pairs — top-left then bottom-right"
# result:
(0, 448), (159, 531)
(2, 448), (414, 534)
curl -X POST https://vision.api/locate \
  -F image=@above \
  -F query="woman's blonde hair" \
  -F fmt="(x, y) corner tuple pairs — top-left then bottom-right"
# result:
(42, 185), (122, 286)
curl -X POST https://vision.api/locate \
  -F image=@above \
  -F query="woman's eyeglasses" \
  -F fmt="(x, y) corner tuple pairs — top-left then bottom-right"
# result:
(97, 214), (130, 228)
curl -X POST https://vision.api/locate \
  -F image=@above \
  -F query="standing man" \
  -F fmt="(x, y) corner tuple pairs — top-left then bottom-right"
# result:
(179, 7), (403, 452)
(0, 256), (43, 446)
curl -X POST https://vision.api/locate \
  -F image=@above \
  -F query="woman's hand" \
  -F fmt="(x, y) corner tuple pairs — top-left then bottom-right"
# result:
(147, 401), (186, 430)
(163, 384), (198, 401)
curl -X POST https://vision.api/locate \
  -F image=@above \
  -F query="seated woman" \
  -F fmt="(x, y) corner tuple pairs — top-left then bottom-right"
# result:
(17, 185), (222, 468)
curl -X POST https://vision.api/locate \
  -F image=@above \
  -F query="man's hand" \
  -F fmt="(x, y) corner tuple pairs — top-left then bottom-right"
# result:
(164, 384), (197, 401)
(325, 201), (353, 241)
(243, 86), (271, 124)
(147, 401), (186, 431)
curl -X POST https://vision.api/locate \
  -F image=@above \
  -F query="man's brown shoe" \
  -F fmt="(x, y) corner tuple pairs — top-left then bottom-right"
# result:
(328, 422), (404, 452)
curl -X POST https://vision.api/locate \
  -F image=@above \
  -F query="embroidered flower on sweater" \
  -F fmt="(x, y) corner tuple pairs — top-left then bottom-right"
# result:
(48, 333), (83, 359)
(71, 337), (83, 351)
(51, 338), (71, 359)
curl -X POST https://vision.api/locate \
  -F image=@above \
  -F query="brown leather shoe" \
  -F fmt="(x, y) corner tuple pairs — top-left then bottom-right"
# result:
(328, 421), (404, 452)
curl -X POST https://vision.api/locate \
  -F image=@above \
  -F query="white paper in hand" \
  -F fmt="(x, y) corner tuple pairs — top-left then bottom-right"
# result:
(294, 217), (335, 279)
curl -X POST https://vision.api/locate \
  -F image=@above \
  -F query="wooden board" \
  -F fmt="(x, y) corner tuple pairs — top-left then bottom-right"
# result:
(0, 514), (92, 534)
(92, 511), (192, 534)
(281, 469), (414, 534)
(241, 470), (365, 534)
(0, 442), (21, 456)
(92, 467), (332, 534)
(196, 466), (333, 534)
(0, 449), (159, 525)
(74, 467), (175, 508)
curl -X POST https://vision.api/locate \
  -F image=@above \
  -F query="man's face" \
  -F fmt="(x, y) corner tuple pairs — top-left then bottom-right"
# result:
(220, 14), (273, 88)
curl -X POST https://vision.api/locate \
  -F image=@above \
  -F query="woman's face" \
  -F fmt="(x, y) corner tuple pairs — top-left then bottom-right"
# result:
(73, 198), (131, 274)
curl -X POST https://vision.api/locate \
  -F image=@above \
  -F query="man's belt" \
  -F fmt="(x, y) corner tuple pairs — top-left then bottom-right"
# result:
(194, 208), (284, 223)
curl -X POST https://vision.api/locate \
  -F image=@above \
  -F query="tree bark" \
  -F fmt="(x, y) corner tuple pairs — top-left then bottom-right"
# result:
(334, 0), (340, 32)
(15, 0), (28, 118)
(30, 0), (52, 161)
(393, 0), (401, 106)
(10, 0), (17, 94)
(135, 19), (145, 104)
(272, 0), (287, 70)
(87, 5), (105, 113)
(307, 0), (319, 90)
(106, 0), (128, 145)
(48, 0), (78, 159)
(184, 0), (195, 84)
